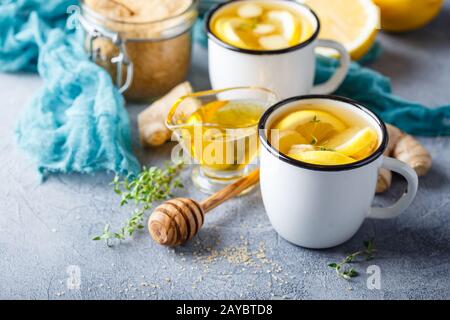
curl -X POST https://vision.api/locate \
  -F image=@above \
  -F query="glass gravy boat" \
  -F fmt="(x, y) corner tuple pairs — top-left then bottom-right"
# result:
(166, 87), (277, 194)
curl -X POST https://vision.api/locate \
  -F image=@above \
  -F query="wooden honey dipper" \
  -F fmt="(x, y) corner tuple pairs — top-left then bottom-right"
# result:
(148, 169), (260, 246)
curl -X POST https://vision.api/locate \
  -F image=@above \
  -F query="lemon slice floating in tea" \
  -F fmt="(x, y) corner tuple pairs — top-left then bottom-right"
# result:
(212, 2), (312, 51)
(237, 3), (263, 18)
(265, 10), (301, 46)
(288, 150), (355, 165)
(192, 101), (263, 128)
(270, 130), (309, 154)
(273, 110), (347, 144)
(215, 17), (251, 49)
(323, 127), (378, 160)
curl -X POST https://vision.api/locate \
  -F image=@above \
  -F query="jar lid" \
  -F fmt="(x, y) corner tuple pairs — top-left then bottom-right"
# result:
(81, 0), (198, 40)
(83, 0), (194, 23)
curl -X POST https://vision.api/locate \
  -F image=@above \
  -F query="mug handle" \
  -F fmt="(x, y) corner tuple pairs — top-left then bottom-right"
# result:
(368, 156), (419, 219)
(311, 39), (350, 95)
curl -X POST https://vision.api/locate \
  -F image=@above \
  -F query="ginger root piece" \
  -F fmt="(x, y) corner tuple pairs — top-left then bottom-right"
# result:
(376, 124), (403, 193)
(393, 134), (432, 176)
(138, 81), (193, 147)
(376, 124), (432, 193)
(376, 124), (402, 193)
(376, 169), (392, 193)
(385, 124), (404, 153)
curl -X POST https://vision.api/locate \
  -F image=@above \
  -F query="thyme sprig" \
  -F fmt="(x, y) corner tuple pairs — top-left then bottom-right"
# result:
(93, 162), (184, 246)
(328, 239), (376, 280)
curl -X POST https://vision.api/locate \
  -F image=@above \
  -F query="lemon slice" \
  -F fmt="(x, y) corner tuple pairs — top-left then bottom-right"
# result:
(288, 150), (355, 165)
(270, 130), (308, 154)
(274, 110), (347, 143)
(266, 10), (300, 46)
(253, 23), (276, 35)
(300, 0), (379, 60)
(274, 110), (346, 131)
(259, 35), (290, 50)
(215, 17), (250, 49)
(324, 127), (378, 159)
(288, 144), (316, 154)
(237, 3), (263, 19)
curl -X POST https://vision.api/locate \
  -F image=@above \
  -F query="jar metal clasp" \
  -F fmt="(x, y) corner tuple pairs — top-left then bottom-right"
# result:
(78, 14), (133, 94)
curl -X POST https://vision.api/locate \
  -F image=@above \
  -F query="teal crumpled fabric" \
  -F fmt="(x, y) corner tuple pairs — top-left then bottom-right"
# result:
(194, 18), (450, 136)
(316, 56), (450, 136)
(0, 0), (76, 72)
(2, 0), (140, 179)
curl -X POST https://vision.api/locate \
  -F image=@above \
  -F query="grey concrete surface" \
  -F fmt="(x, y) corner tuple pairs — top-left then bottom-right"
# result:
(0, 4), (449, 300)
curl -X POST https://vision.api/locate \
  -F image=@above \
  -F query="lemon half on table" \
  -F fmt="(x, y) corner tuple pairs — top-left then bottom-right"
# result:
(373, 0), (444, 32)
(298, 0), (380, 60)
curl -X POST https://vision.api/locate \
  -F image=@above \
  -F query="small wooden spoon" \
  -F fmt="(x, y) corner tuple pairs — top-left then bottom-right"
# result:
(148, 169), (260, 246)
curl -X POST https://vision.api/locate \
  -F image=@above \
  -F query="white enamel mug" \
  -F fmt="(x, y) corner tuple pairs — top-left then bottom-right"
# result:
(258, 96), (419, 249)
(206, 0), (350, 99)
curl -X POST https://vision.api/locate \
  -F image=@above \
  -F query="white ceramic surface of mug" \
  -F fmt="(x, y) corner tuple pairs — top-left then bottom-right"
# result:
(258, 96), (419, 249)
(206, 0), (351, 99)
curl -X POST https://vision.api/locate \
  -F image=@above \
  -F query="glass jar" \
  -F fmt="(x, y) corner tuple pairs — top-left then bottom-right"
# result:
(79, 0), (198, 102)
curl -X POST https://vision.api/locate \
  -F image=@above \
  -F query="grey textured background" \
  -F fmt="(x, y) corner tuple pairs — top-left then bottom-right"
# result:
(0, 3), (449, 300)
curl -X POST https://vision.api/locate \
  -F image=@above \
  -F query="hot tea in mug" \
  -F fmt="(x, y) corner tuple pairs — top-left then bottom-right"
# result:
(206, 0), (350, 98)
(268, 101), (380, 165)
(258, 96), (418, 248)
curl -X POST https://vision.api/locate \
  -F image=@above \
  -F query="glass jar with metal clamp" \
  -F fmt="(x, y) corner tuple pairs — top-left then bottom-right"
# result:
(79, 0), (198, 102)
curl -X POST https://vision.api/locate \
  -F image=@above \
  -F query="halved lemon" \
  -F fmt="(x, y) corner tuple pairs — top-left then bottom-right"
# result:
(274, 110), (347, 144)
(373, 0), (444, 32)
(288, 150), (355, 165)
(323, 127), (378, 159)
(299, 0), (379, 60)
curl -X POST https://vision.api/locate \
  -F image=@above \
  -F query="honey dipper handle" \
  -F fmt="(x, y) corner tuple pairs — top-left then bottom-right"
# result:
(200, 169), (260, 213)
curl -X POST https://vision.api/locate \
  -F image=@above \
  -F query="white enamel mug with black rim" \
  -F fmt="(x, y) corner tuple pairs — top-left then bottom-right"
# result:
(205, 0), (351, 99)
(258, 95), (419, 249)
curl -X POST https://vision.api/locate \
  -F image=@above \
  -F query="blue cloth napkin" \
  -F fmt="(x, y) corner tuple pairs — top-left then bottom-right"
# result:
(194, 18), (450, 136)
(316, 56), (450, 136)
(2, 0), (140, 179)
(0, 0), (76, 72)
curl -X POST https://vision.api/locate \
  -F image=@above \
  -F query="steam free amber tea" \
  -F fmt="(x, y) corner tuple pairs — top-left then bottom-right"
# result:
(210, 1), (315, 50)
(167, 87), (276, 194)
(269, 102), (380, 165)
(183, 99), (264, 172)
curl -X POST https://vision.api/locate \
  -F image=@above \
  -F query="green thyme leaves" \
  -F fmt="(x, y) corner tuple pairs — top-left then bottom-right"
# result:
(93, 162), (184, 246)
(328, 239), (376, 280)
